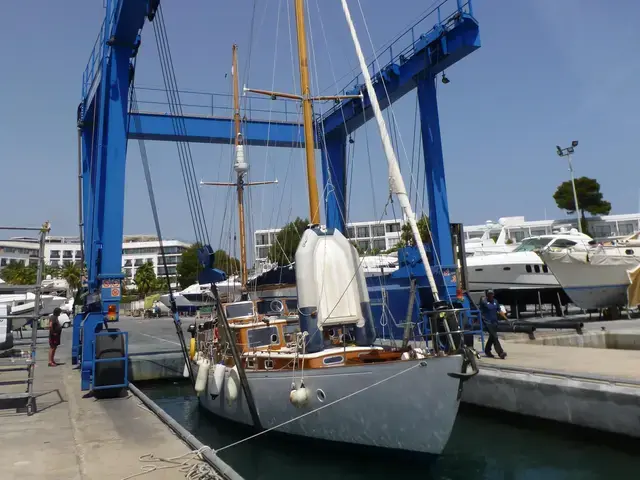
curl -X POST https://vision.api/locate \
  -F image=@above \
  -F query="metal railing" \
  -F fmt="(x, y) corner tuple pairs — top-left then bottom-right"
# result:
(131, 86), (305, 124)
(81, 1), (119, 101)
(0, 223), (49, 415)
(320, 0), (472, 117)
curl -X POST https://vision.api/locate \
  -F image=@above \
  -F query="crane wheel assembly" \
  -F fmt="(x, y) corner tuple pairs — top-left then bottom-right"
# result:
(93, 329), (126, 399)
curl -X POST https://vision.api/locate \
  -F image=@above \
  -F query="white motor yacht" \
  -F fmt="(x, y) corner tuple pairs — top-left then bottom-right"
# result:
(466, 229), (593, 306)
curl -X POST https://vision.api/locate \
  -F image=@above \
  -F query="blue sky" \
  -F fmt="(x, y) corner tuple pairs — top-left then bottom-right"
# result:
(1, 0), (639, 259)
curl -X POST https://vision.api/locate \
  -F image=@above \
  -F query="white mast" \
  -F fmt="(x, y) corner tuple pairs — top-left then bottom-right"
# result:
(340, 0), (441, 302)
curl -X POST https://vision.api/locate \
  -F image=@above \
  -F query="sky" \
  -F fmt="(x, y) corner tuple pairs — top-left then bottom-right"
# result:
(0, 0), (639, 261)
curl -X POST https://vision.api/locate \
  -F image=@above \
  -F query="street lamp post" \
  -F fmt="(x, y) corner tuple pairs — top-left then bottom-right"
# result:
(556, 141), (582, 233)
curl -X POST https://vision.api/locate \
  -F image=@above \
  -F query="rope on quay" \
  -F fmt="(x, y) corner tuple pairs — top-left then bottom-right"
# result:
(127, 383), (245, 480)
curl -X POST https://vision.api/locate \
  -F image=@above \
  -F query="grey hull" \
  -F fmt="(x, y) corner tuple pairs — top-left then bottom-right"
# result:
(564, 285), (628, 310)
(197, 354), (465, 455)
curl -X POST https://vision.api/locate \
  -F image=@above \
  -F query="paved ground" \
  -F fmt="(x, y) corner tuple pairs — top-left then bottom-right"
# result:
(0, 330), (216, 480)
(477, 317), (640, 383)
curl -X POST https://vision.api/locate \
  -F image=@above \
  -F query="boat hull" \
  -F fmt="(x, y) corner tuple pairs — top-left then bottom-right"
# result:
(540, 250), (638, 309)
(196, 354), (465, 455)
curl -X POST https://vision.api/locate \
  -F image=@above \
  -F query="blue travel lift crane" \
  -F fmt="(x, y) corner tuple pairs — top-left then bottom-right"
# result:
(73, 0), (481, 396)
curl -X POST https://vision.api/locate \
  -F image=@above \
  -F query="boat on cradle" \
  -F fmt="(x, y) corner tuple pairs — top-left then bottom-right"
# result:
(0, 292), (67, 330)
(190, 2), (478, 455)
(465, 229), (593, 307)
(539, 232), (640, 310)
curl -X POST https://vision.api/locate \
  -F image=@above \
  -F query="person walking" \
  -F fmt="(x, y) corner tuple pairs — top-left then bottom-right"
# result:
(48, 307), (63, 367)
(479, 290), (508, 359)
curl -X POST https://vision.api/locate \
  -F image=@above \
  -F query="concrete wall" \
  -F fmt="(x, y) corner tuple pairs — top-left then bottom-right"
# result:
(462, 368), (640, 438)
(518, 332), (640, 351)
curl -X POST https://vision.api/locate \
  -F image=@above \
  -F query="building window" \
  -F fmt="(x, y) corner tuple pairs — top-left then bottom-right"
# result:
(514, 231), (525, 243)
(619, 222), (635, 236)
(134, 259), (144, 266)
(387, 237), (399, 248)
(256, 233), (269, 245)
(346, 227), (355, 239)
(530, 229), (546, 237)
(257, 247), (270, 259)
(371, 225), (385, 237)
(593, 224), (612, 238)
(372, 238), (386, 251)
(124, 259), (132, 267)
(357, 240), (370, 251)
(50, 250), (60, 259)
(386, 222), (401, 233)
(356, 226), (370, 238)
(0, 258), (6, 266)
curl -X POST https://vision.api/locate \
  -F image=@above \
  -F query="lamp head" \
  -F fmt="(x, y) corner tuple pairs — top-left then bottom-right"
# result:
(441, 73), (450, 84)
(556, 146), (563, 156)
(571, 140), (579, 147)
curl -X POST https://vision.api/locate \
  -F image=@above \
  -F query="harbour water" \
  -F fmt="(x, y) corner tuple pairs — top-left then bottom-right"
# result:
(142, 381), (640, 479)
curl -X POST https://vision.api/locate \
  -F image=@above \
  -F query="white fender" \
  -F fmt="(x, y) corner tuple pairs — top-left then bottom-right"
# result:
(194, 358), (210, 395)
(208, 363), (226, 397)
(226, 366), (239, 403)
(289, 383), (310, 408)
(182, 362), (190, 378)
(401, 352), (411, 361)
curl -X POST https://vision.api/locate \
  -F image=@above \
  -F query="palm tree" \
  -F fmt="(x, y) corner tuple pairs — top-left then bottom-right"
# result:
(61, 263), (82, 295)
(134, 262), (157, 298)
(0, 262), (35, 285)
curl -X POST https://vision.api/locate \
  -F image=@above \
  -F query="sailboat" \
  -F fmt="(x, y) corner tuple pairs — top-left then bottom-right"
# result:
(192, 0), (476, 455)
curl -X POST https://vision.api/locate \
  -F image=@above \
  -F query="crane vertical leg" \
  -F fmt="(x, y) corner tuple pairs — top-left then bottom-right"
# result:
(417, 75), (456, 299)
(321, 131), (347, 233)
(78, 46), (130, 391)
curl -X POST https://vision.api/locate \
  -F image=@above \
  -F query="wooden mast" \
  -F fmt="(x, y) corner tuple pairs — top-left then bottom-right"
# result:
(232, 44), (248, 287)
(294, 0), (320, 225)
(244, 0), (361, 227)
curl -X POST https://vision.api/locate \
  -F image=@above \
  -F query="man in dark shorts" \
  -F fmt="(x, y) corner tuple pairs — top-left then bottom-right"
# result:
(48, 307), (63, 366)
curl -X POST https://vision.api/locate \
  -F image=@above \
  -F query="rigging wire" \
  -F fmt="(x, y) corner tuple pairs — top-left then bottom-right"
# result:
(152, 4), (210, 246)
(128, 86), (194, 383)
(355, 0), (452, 301)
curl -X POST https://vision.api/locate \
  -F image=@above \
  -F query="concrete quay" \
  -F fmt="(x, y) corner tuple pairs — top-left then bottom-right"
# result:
(462, 322), (640, 438)
(0, 331), (240, 480)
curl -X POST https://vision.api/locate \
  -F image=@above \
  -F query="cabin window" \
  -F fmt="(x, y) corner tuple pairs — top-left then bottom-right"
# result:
(283, 324), (299, 344)
(542, 265), (549, 273)
(525, 265), (532, 273)
(503, 267), (511, 271)
(551, 239), (577, 249)
(625, 249), (635, 255)
(534, 265), (540, 273)
(264, 359), (274, 370)
(247, 326), (279, 348)
(474, 268), (483, 272)
(323, 355), (344, 366)
(225, 302), (254, 320)
(285, 299), (298, 312)
(247, 357), (256, 369)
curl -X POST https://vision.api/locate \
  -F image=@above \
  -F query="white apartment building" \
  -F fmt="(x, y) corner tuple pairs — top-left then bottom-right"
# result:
(254, 219), (403, 261)
(0, 235), (190, 287)
(253, 213), (640, 262)
(464, 213), (640, 243)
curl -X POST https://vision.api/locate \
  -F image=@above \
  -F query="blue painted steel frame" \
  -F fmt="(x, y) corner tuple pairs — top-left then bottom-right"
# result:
(74, 0), (148, 389)
(76, 0), (481, 384)
(128, 112), (308, 147)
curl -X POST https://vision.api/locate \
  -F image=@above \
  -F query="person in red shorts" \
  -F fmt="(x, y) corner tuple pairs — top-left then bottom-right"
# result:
(48, 307), (63, 366)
